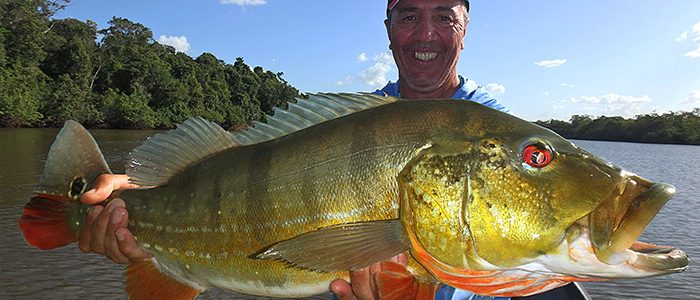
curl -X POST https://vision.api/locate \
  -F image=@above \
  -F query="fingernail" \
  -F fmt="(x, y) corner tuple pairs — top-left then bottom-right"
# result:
(110, 210), (124, 224)
(85, 188), (96, 195)
(116, 230), (125, 242)
(106, 199), (124, 213)
(88, 206), (103, 222)
(106, 201), (116, 213)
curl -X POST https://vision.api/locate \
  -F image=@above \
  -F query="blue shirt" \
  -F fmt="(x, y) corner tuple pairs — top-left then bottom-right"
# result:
(372, 75), (510, 114)
(373, 76), (511, 300)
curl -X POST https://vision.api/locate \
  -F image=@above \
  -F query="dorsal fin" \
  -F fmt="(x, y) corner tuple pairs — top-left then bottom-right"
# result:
(127, 93), (396, 187)
(127, 117), (238, 187)
(232, 93), (398, 145)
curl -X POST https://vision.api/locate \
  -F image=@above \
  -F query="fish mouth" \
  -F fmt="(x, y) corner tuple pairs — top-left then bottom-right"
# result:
(588, 173), (689, 274)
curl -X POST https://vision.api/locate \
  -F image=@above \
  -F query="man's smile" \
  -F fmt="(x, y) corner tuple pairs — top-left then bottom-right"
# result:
(414, 51), (438, 61)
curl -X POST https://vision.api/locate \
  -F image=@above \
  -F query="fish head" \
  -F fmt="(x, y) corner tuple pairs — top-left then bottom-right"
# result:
(398, 119), (688, 295)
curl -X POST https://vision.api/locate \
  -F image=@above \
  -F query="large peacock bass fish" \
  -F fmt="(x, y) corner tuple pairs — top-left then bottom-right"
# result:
(20, 93), (688, 299)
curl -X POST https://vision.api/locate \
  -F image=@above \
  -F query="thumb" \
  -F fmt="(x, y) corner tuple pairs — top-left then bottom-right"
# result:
(81, 174), (137, 204)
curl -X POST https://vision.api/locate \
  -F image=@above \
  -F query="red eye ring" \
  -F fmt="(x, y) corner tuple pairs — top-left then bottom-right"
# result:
(522, 145), (552, 168)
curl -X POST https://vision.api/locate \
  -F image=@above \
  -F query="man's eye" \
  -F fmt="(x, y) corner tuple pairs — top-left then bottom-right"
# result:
(402, 15), (418, 22)
(437, 16), (454, 24)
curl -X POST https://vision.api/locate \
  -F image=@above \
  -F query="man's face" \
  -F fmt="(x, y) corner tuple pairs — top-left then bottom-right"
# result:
(385, 0), (468, 96)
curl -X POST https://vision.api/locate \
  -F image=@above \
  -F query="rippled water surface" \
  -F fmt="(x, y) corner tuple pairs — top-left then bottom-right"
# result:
(1, 129), (698, 299)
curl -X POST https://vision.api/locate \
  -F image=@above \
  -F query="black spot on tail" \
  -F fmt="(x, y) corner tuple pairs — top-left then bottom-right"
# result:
(68, 177), (87, 199)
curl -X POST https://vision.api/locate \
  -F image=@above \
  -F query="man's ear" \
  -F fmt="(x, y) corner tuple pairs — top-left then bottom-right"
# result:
(384, 18), (393, 49)
(461, 18), (470, 50)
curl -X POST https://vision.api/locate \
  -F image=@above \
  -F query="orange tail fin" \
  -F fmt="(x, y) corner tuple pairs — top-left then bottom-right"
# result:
(19, 195), (78, 250)
(18, 120), (112, 250)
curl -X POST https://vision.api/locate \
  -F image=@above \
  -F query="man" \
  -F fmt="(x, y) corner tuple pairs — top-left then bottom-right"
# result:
(80, 0), (585, 299)
(331, 1), (509, 299)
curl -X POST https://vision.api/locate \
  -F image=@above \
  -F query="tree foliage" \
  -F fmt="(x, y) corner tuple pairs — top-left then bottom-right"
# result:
(0, 1), (300, 129)
(3, 0), (697, 147)
(535, 109), (700, 145)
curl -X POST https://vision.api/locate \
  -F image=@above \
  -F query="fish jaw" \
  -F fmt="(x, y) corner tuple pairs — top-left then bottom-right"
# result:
(529, 171), (689, 279)
(579, 172), (690, 277)
(538, 224), (689, 279)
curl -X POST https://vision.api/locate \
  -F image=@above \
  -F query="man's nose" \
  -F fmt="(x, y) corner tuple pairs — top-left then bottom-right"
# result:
(415, 18), (437, 41)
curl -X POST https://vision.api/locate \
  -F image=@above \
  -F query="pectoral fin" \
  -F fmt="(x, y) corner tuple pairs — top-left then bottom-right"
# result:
(256, 219), (409, 272)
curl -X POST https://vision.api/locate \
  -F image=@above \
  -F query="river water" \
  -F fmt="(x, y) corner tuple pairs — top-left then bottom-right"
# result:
(1, 128), (698, 299)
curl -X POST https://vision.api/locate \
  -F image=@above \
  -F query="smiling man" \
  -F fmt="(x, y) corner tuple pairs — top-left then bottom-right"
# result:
(374, 0), (507, 112)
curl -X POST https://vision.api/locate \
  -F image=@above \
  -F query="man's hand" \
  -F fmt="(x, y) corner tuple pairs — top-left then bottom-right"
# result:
(330, 253), (408, 300)
(78, 174), (150, 264)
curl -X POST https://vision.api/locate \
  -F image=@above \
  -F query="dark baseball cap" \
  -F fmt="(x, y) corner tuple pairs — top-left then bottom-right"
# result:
(387, 0), (470, 16)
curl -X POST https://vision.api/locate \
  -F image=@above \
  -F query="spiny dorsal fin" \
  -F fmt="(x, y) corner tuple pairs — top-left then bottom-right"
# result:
(127, 117), (237, 187)
(127, 93), (395, 186)
(256, 219), (409, 272)
(232, 93), (398, 145)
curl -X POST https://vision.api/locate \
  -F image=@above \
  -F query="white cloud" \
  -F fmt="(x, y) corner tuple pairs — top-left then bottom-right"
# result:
(567, 93), (653, 117)
(534, 58), (567, 68)
(157, 35), (190, 53)
(678, 90), (700, 105)
(220, 0), (266, 5)
(680, 22), (700, 58)
(484, 83), (505, 96)
(338, 52), (396, 88)
(359, 62), (392, 87)
(336, 76), (353, 86)
(373, 52), (394, 63)
(693, 22), (700, 34)
(676, 31), (688, 42)
(570, 93), (651, 104)
(560, 83), (575, 88)
(357, 53), (368, 62)
(685, 46), (700, 58)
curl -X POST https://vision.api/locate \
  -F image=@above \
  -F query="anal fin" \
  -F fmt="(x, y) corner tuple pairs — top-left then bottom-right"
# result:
(126, 260), (203, 300)
(376, 261), (440, 300)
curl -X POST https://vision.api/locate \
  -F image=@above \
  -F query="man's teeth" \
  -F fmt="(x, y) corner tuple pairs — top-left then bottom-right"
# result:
(414, 52), (437, 61)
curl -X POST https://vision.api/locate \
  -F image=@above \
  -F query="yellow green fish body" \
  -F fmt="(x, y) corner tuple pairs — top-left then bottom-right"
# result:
(20, 93), (689, 299)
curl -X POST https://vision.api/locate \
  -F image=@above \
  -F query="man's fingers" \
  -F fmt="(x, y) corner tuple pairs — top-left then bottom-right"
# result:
(81, 174), (137, 204)
(89, 199), (124, 254)
(79, 205), (101, 253)
(104, 206), (130, 264)
(115, 228), (151, 262)
(330, 278), (358, 300)
(349, 266), (375, 300)
(368, 262), (382, 299)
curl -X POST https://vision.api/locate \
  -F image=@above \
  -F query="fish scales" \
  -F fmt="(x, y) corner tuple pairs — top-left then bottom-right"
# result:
(20, 95), (689, 299)
(121, 100), (479, 294)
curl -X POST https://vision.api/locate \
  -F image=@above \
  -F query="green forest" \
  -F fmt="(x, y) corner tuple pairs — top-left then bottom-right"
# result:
(2, 1), (699, 145)
(535, 110), (700, 145)
(0, 0), (299, 129)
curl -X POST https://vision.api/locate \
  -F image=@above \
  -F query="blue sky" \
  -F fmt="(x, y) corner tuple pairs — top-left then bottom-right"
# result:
(55, 0), (700, 121)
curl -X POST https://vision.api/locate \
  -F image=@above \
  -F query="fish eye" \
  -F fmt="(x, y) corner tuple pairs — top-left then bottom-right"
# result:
(522, 144), (553, 168)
